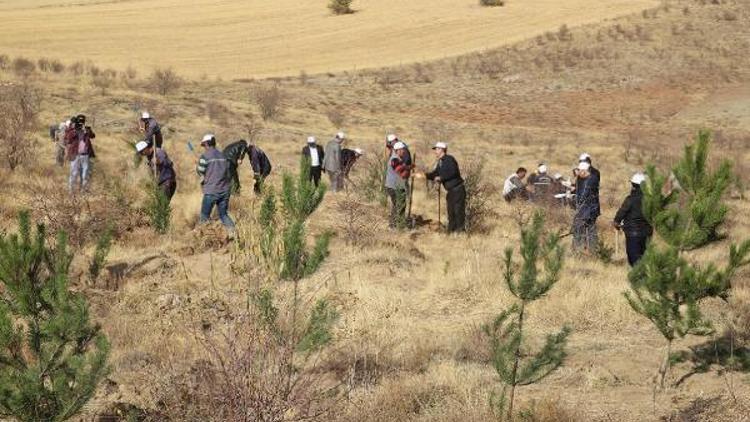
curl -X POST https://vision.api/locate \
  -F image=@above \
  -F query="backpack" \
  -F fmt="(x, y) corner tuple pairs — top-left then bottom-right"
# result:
(256, 148), (272, 177)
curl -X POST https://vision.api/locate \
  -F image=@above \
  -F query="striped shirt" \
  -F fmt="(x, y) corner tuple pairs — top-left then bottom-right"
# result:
(197, 147), (230, 195)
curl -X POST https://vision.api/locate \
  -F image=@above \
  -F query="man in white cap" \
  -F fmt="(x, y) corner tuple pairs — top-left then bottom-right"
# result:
(302, 136), (325, 187)
(385, 141), (411, 229)
(140, 112), (163, 148)
(578, 152), (600, 211)
(614, 172), (653, 266)
(323, 132), (345, 192)
(425, 142), (465, 233)
(572, 161), (598, 252)
(136, 140), (177, 201)
(528, 163), (554, 203)
(196, 134), (235, 233)
(340, 147), (364, 188)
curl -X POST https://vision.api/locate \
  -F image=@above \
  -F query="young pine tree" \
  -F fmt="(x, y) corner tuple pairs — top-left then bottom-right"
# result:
(258, 156), (331, 281)
(483, 212), (570, 420)
(0, 212), (110, 421)
(626, 130), (750, 389)
(145, 181), (171, 234)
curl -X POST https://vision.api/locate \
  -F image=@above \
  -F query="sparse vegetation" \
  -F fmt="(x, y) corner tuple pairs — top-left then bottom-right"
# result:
(0, 82), (42, 171)
(253, 84), (285, 121)
(328, 0), (354, 15)
(88, 224), (114, 284)
(11, 57), (35, 78)
(480, 0), (505, 7)
(150, 67), (182, 96)
(146, 182), (171, 234)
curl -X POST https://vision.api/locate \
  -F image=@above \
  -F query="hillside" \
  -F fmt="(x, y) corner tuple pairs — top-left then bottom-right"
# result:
(1, 0), (750, 421)
(0, 0), (656, 78)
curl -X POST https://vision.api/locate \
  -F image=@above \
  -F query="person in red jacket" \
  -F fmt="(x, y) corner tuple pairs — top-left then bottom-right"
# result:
(65, 114), (96, 194)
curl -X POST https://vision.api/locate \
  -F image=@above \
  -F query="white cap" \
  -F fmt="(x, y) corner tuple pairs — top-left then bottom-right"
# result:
(631, 172), (647, 185)
(538, 164), (548, 173)
(141, 112), (150, 119)
(353, 148), (364, 155)
(553, 173), (562, 180)
(577, 162), (591, 171)
(135, 141), (149, 153)
(201, 134), (215, 144)
(432, 142), (447, 150)
(393, 141), (406, 150)
(387, 134), (398, 142)
(579, 153), (591, 162)
(307, 136), (316, 144)
(336, 132), (346, 140)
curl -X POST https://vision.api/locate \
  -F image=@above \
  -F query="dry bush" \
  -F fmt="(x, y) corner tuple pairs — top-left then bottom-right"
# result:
(0, 82), (42, 171)
(253, 84), (285, 121)
(333, 190), (379, 246)
(326, 108), (346, 129)
(514, 398), (585, 422)
(476, 53), (506, 79)
(0, 54), (9, 70)
(557, 24), (573, 41)
(91, 71), (116, 95)
(150, 67), (183, 96)
(328, 0), (354, 15)
(68, 61), (85, 77)
(375, 68), (407, 90)
(205, 100), (231, 124)
(12, 57), (36, 78)
(37, 57), (52, 72)
(463, 158), (498, 234)
(412, 62), (433, 83)
(480, 0), (505, 6)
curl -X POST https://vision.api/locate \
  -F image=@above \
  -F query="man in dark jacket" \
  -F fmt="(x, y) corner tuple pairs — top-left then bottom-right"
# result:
(247, 144), (272, 193)
(579, 153), (601, 214)
(302, 136), (324, 187)
(136, 141), (177, 201)
(197, 134), (235, 233)
(340, 147), (363, 188)
(65, 114), (96, 194)
(425, 142), (465, 233)
(614, 173), (653, 266)
(573, 161), (599, 253)
(140, 112), (163, 148)
(223, 139), (249, 194)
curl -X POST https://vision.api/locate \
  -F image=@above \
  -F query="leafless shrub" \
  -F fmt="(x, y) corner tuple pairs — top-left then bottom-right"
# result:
(12, 57), (36, 78)
(463, 158), (498, 234)
(328, 0), (354, 15)
(37, 58), (52, 72)
(299, 70), (308, 86)
(87, 63), (101, 77)
(334, 190), (378, 246)
(476, 54), (506, 79)
(0, 54), (9, 70)
(50, 59), (65, 73)
(150, 67), (183, 96)
(0, 82), (42, 171)
(375, 68), (406, 90)
(557, 24), (573, 42)
(252, 84), (285, 121)
(412, 63), (433, 83)
(326, 108), (346, 129)
(92, 71), (116, 95)
(69, 61), (85, 76)
(479, 0), (505, 6)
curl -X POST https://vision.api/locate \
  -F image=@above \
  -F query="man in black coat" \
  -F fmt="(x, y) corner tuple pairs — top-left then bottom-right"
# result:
(302, 136), (325, 186)
(614, 173), (653, 266)
(140, 112), (163, 148)
(425, 142), (465, 233)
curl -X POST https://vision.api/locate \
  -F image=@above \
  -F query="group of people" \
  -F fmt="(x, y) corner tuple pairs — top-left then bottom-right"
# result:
(502, 153), (652, 266)
(48, 114), (649, 263)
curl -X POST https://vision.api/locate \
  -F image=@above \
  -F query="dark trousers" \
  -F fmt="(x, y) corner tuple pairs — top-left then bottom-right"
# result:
(154, 132), (163, 148)
(310, 166), (322, 187)
(626, 235), (650, 267)
(159, 179), (177, 202)
(386, 188), (407, 229)
(446, 184), (466, 233)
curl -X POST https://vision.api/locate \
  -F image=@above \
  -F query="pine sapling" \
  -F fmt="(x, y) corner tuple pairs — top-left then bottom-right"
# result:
(483, 212), (570, 420)
(145, 181), (171, 234)
(0, 212), (110, 421)
(88, 223), (114, 284)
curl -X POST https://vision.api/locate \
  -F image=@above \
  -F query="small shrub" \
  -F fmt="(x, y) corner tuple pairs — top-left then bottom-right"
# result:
(0, 54), (9, 70)
(37, 57), (52, 72)
(69, 60), (85, 76)
(252, 84), (285, 121)
(480, 0), (505, 6)
(558, 24), (573, 41)
(146, 182), (171, 234)
(595, 239), (614, 264)
(463, 158), (498, 234)
(50, 59), (65, 73)
(91, 71), (116, 95)
(326, 107), (346, 128)
(11, 57), (36, 78)
(0, 82), (42, 171)
(329, 0), (354, 15)
(150, 67), (182, 96)
(89, 224), (114, 283)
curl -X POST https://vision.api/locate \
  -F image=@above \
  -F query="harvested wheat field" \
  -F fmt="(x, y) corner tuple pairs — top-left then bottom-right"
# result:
(1, 0), (750, 422)
(0, 0), (656, 78)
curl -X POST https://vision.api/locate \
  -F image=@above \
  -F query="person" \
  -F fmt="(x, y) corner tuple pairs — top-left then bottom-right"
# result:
(528, 163), (554, 202)
(140, 112), (163, 148)
(340, 147), (364, 187)
(223, 139), (249, 194)
(323, 132), (344, 192)
(136, 141), (177, 201)
(425, 142), (465, 233)
(65, 114), (96, 194)
(302, 136), (325, 187)
(385, 142), (411, 229)
(50, 119), (71, 167)
(579, 152), (601, 210)
(197, 134), (235, 233)
(503, 168), (528, 202)
(614, 173), (653, 266)
(573, 161), (599, 253)
(246, 143), (272, 193)
(385, 134), (412, 167)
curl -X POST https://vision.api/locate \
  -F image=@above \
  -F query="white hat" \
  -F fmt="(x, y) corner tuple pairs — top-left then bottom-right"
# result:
(553, 173), (562, 180)
(538, 164), (548, 173)
(336, 132), (346, 140)
(631, 172), (647, 185)
(141, 112), (150, 119)
(135, 141), (149, 153)
(393, 141), (406, 150)
(201, 134), (215, 144)
(353, 148), (364, 155)
(307, 136), (316, 144)
(579, 153), (591, 162)
(577, 162), (591, 171)
(432, 142), (448, 150)
(387, 134), (398, 142)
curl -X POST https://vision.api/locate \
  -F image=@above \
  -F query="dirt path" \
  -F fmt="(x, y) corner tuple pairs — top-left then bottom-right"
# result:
(0, 0), (657, 78)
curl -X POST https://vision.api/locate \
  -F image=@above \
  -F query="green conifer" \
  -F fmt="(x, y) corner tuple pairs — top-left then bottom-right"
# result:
(0, 212), (109, 421)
